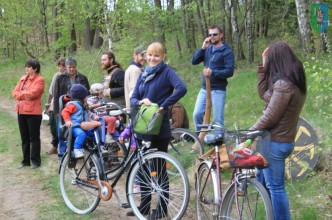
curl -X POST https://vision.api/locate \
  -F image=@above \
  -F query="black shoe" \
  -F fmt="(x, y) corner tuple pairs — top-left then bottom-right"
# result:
(31, 164), (40, 169)
(147, 209), (167, 220)
(18, 163), (29, 169)
(126, 207), (150, 216)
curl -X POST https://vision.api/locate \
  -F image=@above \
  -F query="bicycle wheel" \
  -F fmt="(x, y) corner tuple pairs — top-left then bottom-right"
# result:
(103, 141), (127, 180)
(59, 153), (101, 214)
(196, 162), (219, 220)
(127, 151), (190, 220)
(220, 178), (273, 220)
(169, 128), (204, 177)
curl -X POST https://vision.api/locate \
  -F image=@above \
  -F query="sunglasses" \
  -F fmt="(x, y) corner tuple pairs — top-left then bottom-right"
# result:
(209, 33), (219, 37)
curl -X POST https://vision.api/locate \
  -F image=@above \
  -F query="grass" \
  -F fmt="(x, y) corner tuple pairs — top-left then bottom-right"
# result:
(1, 50), (331, 219)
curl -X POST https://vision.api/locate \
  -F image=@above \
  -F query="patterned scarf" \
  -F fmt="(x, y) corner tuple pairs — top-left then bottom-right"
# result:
(141, 62), (166, 84)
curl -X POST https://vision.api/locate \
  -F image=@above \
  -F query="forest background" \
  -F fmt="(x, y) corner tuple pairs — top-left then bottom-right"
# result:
(0, 0), (331, 219)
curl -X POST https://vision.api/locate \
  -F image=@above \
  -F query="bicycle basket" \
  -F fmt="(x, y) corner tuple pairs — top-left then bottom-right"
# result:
(224, 130), (270, 168)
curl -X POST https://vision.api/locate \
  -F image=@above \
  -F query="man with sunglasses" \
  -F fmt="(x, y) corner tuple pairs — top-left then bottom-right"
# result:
(192, 24), (235, 135)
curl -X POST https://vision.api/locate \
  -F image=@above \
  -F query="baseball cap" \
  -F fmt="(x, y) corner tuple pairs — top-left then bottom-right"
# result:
(134, 45), (146, 55)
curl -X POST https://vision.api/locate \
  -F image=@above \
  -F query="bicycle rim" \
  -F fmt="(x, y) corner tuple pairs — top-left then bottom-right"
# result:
(127, 151), (190, 220)
(196, 163), (219, 220)
(169, 128), (203, 178)
(103, 141), (127, 180)
(220, 178), (273, 220)
(59, 153), (100, 214)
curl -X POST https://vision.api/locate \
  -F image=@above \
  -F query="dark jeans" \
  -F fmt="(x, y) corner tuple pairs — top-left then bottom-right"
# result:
(137, 138), (170, 214)
(18, 114), (42, 166)
(49, 110), (58, 147)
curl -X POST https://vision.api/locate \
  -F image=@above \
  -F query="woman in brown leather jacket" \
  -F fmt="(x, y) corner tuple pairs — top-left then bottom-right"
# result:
(250, 42), (306, 220)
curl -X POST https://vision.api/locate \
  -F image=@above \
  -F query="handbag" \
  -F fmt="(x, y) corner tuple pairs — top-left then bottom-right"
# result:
(132, 103), (163, 135)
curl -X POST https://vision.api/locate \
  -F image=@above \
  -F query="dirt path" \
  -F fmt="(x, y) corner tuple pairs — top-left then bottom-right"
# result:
(0, 98), (195, 220)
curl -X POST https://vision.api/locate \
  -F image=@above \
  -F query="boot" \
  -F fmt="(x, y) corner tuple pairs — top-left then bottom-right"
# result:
(47, 147), (58, 155)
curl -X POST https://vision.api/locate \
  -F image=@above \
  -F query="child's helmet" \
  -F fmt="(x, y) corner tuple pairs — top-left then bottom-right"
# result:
(90, 83), (104, 94)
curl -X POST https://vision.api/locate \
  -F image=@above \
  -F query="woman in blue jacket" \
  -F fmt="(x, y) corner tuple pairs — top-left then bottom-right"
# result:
(128, 42), (187, 219)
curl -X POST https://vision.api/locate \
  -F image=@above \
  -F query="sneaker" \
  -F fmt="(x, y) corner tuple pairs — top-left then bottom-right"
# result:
(106, 134), (115, 143)
(74, 149), (84, 159)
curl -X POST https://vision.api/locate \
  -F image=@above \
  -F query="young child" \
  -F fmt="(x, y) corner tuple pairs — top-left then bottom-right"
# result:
(62, 84), (97, 158)
(118, 123), (136, 151)
(87, 83), (120, 143)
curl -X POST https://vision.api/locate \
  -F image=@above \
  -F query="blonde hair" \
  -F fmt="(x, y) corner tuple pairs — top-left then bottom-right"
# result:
(147, 42), (166, 60)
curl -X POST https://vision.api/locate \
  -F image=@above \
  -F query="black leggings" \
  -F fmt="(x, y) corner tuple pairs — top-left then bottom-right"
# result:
(137, 138), (170, 213)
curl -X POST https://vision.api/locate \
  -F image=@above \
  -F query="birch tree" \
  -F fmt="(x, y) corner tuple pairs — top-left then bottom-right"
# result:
(295, 0), (314, 54)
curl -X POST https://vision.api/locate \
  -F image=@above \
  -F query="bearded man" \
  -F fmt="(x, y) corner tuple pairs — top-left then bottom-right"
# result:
(101, 51), (125, 107)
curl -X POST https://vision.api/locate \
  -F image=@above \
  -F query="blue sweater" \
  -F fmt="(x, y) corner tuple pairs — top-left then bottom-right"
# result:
(131, 64), (187, 139)
(192, 43), (235, 90)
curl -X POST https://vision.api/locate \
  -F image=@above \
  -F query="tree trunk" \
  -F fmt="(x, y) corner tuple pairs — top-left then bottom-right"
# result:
(84, 17), (92, 50)
(295, 0), (315, 55)
(195, 0), (206, 39)
(246, 0), (255, 63)
(69, 23), (77, 54)
(40, 0), (50, 51)
(104, 0), (112, 51)
(93, 28), (103, 48)
(228, 0), (244, 61)
(52, 1), (61, 59)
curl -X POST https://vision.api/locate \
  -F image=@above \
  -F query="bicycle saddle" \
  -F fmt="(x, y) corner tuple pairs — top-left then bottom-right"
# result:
(204, 133), (223, 146)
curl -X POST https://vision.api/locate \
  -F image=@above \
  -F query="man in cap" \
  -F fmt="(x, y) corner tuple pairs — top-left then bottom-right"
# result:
(53, 56), (90, 159)
(124, 45), (146, 108)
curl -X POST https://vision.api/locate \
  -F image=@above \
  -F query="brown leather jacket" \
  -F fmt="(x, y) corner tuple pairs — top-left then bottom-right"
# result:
(250, 65), (306, 143)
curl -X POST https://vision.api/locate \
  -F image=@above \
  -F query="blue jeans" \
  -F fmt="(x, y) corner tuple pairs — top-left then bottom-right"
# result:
(261, 141), (294, 220)
(72, 127), (94, 149)
(193, 88), (226, 133)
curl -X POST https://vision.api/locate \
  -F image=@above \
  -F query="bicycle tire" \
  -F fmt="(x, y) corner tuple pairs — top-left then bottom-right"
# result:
(196, 162), (219, 220)
(127, 151), (190, 220)
(169, 128), (204, 177)
(103, 141), (127, 180)
(59, 153), (101, 214)
(220, 178), (273, 220)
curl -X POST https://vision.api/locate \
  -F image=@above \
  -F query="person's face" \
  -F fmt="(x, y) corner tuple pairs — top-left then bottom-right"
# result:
(146, 51), (163, 67)
(134, 53), (146, 66)
(208, 28), (222, 45)
(57, 65), (66, 73)
(66, 65), (76, 76)
(101, 54), (112, 70)
(25, 66), (36, 75)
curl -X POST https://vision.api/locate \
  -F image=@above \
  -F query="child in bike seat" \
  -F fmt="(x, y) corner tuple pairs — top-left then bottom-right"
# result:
(87, 83), (123, 143)
(62, 84), (98, 158)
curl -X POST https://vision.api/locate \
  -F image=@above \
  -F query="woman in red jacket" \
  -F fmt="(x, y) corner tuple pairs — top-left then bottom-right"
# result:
(12, 59), (45, 169)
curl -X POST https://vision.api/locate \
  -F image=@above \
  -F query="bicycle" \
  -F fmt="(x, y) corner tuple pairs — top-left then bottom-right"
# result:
(195, 124), (273, 220)
(169, 128), (204, 178)
(59, 103), (190, 219)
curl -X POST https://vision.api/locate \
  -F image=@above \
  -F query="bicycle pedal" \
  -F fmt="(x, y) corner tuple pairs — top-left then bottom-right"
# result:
(122, 203), (130, 208)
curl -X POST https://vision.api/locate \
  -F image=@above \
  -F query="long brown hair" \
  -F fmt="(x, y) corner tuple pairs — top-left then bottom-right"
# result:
(263, 42), (307, 94)
(102, 51), (122, 69)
